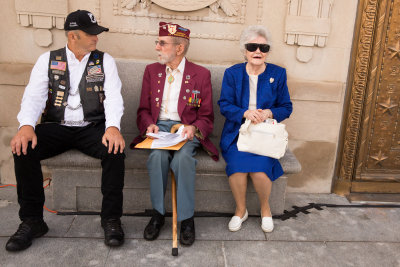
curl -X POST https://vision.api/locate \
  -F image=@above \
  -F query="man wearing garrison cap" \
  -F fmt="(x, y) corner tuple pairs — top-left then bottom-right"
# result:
(131, 22), (219, 246)
(6, 10), (125, 252)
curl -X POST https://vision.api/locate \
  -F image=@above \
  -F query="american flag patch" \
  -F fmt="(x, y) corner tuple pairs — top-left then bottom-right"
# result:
(50, 61), (66, 71)
(87, 65), (102, 75)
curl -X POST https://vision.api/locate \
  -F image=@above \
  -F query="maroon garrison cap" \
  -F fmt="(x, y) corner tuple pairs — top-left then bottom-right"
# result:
(159, 22), (190, 39)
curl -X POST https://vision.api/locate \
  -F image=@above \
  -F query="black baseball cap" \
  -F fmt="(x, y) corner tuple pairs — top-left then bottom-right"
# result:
(64, 10), (109, 35)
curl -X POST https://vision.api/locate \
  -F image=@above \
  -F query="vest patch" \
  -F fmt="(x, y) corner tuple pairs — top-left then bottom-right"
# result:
(50, 61), (66, 71)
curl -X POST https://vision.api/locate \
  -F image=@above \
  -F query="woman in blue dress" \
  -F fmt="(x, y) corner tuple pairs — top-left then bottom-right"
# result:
(218, 25), (292, 232)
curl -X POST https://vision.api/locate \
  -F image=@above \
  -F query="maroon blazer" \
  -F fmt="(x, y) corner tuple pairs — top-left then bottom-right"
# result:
(130, 59), (219, 161)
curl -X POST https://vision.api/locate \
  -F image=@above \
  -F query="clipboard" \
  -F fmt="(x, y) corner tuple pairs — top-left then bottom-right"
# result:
(134, 137), (187, 150)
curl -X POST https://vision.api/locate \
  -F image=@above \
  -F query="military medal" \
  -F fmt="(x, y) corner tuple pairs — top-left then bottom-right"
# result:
(188, 90), (201, 107)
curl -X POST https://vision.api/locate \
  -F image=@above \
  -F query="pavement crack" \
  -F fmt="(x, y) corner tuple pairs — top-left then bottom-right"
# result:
(104, 246), (111, 267)
(221, 241), (228, 267)
(63, 215), (77, 237)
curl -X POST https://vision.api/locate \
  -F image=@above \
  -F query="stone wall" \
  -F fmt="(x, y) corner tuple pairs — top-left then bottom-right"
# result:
(0, 0), (358, 193)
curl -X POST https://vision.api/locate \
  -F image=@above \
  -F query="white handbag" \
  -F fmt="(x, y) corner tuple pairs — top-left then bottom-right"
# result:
(237, 119), (288, 159)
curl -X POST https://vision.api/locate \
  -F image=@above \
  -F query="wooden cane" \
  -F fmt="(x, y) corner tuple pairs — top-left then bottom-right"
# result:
(171, 171), (178, 256)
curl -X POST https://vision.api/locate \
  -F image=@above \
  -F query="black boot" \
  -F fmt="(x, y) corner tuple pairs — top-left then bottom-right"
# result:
(101, 218), (125, 247)
(143, 210), (165, 241)
(6, 219), (49, 252)
(180, 216), (195, 246)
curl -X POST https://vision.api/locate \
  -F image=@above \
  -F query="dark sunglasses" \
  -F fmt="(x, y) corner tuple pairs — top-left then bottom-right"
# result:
(245, 43), (270, 53)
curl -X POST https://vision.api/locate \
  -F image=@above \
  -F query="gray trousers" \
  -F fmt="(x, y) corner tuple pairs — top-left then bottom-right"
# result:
(147, 120), (200, 221)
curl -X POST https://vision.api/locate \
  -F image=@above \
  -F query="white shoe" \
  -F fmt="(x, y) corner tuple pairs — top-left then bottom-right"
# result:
(261, 216), (274, 232)
(228, 210), (248, 232)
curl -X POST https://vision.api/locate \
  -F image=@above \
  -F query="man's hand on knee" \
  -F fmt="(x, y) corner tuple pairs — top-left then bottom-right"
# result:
(102, 126), (125, 154)
(182, 125), (196, 140)
(10, 125), (37, 156)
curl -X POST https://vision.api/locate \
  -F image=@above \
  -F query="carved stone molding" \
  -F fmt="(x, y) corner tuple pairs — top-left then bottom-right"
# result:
(111, 0), (254, 40)
(338, 0), (379, 182)
(117, 0), (243, 22)
(285, 0), (333, 63)
(15, 0), (68, 47)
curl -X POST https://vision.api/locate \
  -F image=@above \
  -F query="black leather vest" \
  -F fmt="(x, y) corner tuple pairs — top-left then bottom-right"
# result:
(41, 47), (106, 123)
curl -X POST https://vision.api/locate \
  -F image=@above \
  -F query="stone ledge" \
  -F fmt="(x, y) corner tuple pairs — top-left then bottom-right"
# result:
(0, 63), (33, 86)
(288, 79), (344, 103)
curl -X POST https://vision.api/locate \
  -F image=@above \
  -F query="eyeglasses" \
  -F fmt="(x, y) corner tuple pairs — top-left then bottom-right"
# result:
(155, 40), (178, 46)
(245, 43), (270, 53)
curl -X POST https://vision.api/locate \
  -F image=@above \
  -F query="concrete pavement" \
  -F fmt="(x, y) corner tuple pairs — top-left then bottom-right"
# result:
(1, 186), (399, 267)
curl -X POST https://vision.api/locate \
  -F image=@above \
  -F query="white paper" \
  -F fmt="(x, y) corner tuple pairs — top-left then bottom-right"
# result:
(147, 125), (187, 149)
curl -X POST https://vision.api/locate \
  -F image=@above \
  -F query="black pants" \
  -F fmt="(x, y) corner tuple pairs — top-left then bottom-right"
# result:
(14, 122), (125, 221)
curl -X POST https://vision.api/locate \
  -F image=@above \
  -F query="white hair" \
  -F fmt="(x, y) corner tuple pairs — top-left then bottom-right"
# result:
(172, 36), (190, 55)
(239, 25), (272, 55)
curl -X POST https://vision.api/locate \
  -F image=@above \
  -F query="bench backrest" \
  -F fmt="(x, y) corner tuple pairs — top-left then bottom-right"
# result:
(117, 59), (228, 141)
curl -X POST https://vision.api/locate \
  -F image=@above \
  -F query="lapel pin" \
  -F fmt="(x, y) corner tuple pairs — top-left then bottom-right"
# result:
(270, 77), (274, 83)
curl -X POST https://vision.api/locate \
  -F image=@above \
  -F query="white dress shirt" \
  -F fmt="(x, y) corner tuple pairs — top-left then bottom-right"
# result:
(17, 45), (124, 130)
(158, 57), (186, 121)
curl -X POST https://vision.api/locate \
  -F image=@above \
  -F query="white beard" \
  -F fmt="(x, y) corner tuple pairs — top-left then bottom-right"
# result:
(158, 52), (176, 65)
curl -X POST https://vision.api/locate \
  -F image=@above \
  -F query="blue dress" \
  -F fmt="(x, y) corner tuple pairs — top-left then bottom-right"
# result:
(218, 63), (292, 181)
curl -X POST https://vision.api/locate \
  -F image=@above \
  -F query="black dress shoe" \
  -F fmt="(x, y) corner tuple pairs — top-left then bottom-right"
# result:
(144, 210), (165, 241)
(180, 216), (195, 246)
(6, 219), (48, 252)
(101, 218), (125, 247)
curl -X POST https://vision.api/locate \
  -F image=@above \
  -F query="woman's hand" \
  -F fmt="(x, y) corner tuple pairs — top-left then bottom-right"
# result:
(260, 109), (273, 121)
(244, 109), (273, 124)
(244, 110), (264, 124)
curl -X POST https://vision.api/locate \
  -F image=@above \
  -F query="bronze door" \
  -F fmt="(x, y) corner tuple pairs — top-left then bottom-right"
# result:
(335, 0), (400, 195)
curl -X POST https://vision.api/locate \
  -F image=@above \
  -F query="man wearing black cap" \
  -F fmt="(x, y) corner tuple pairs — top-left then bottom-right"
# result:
(6, 10), (125, 251)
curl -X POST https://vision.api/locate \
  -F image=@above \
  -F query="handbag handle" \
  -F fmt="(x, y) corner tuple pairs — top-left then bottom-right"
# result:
(239, 119), (252, 134)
